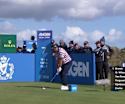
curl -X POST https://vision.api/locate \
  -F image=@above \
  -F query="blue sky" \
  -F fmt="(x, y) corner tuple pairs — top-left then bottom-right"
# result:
(0, 0), (125, 48)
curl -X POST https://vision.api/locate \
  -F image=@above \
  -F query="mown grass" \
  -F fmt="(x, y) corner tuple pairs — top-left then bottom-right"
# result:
(0, 82), (125, 104)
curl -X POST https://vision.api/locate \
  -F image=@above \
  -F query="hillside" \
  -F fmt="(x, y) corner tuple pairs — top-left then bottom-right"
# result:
(109, 47), (125, 66)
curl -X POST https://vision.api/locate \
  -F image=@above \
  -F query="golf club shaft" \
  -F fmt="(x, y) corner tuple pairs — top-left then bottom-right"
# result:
(50, 72), (58, 82)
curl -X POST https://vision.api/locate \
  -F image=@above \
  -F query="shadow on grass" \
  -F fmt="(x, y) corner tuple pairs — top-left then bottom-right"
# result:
(16, 85), (59, 90)
(84, 89), (100, 92)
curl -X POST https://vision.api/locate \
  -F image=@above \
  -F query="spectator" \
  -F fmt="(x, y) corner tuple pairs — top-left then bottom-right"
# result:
(94, 41), (103, 80)
(100, 38), (110, 79)
(74, 43), (81, 53)
(16, 46), (22, 53)
(59, 40), (68, 51)
(51, 39), (57, 48)
(67, 40), (75, 54)
(31, 43), (37, 53)
(81, 41), (93, 54)
(31, 35), (35, 41)
(22, 45), (28, 53)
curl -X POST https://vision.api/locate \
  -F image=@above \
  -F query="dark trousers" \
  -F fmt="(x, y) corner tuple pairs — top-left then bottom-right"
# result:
(96, 62), (103, 80)
(102, 61), (109, 79)
(60, 61), (72, 85)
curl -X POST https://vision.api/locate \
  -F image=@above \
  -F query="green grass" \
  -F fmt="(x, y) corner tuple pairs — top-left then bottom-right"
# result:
(0, 82), (125, 104)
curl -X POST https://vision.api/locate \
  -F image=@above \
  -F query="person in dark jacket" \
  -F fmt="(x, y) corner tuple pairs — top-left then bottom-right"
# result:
(59, 40), (68, 51)
(81, 41), (93, 54)
(74, 43), (82, 53)
(31, 43), (37, 53)
(67, 40), (75, 54)
(100, 40), (110, 79)
(94, 41), (104, 80)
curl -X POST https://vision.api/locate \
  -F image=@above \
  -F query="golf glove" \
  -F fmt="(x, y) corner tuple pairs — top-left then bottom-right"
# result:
(57, 67), (62, 73)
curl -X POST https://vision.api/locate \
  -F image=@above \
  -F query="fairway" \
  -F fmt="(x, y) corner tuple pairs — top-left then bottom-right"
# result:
(0, 82), (125, 104)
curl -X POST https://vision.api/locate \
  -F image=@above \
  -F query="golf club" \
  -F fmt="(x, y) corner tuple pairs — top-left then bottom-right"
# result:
(50, 72), (59, 82)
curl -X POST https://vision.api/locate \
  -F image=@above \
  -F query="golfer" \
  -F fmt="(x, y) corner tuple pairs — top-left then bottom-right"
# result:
(53, 44), (72, 90)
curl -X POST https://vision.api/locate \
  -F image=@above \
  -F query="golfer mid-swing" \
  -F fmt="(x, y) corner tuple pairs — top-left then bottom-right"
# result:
(53, 44), (72, 90)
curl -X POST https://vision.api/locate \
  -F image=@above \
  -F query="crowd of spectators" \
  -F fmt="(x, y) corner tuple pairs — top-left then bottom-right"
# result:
(52, 39), (93, 54)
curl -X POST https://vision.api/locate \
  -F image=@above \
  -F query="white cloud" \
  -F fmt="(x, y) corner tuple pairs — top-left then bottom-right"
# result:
(58, 26), (125, 48)
(61, 26), (88, 45)
(12, 0), (43, 5)
(16, 29), (37, 47)
(59, 27), (105, 45)
(14, 26), (125, 48)
(0, 21), (124, 48)
(106, 29), (125, 47)
(0, 21), (16, 33)
(15, 27), (125, 48)
(107, 29), (122, 42)
(0, 22), (37, 46)
(91, 30), (105, 41)
(113, 1), (125, 14)
(17, 29), (36, 41)
(0, 0), (125, 20)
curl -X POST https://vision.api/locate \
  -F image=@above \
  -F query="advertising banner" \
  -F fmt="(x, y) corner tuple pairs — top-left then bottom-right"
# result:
(53, 53), (96, 85)
(68, 53), (96, 84)
(0, 35), (16, 53)
(0, 53), (35, 82)
(35, 30), (53, 82)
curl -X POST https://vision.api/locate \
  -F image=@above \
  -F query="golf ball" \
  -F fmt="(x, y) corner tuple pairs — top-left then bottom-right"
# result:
(42, 87), (46, 90)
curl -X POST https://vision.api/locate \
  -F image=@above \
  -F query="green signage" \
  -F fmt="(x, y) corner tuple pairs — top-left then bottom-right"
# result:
(0, 35), (16, 53)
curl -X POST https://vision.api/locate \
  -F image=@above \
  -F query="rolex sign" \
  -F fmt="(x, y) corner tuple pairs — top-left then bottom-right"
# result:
(0, 35), (16, 53)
